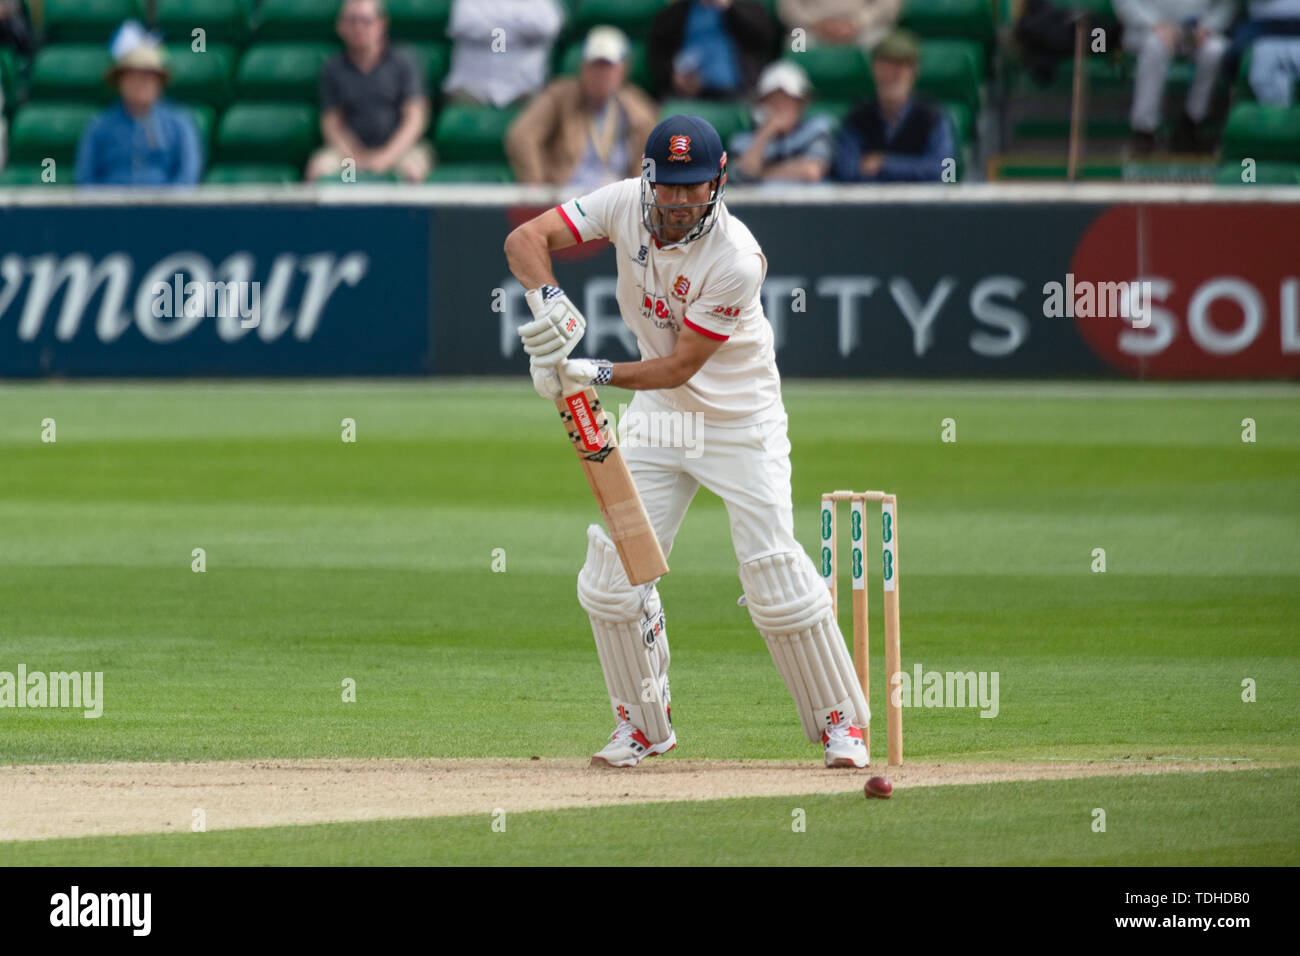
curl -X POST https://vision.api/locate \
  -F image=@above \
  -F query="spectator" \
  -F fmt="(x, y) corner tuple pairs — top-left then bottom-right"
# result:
(75, 39), (201, 186)
(1240, 0), (1300, 106)
(729, 60), (834, 182)
(832, 30), (953, 182)
(505, 27), (657, 190)
(1114, 0), (1234, 153)
(647, 0), (777, 100)
(443, 0), (565, 107)
(777, 0), (902, 50)
(0, 0), (38, 171)
(307, 0), (431, 183)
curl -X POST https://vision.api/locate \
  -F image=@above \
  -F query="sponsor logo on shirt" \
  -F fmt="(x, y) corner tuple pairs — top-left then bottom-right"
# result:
(671, 275), (691, 300)
(712, 305), (741, 317)
(641, 292), (680, 331)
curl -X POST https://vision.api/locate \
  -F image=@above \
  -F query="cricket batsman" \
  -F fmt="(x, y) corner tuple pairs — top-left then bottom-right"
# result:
(503, 115), (869, 769)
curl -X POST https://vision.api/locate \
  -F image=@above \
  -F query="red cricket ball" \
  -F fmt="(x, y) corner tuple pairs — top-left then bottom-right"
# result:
(864, 776), (893, 799)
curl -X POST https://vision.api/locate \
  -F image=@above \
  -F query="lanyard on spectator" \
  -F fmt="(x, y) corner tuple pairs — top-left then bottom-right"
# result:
(587, 97), (619, 164)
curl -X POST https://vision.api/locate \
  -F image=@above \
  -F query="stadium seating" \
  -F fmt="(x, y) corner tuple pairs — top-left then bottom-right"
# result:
(29, 45), (115, 104)
(179, 103), (216, 160)
(1221, 103), (1300, 162)
(165, 44), (238, 108)
(573, 0), (670, 35)
(8, 103), (100, 164)
(1214, 159), (1300, 185)
(427, 161), (515, 183)
(237, 43), (337, 101)
(916, 39), (983, 113)
(155, 0), (253, 46)
(386, 0), (454, 40)
(433, 103), (521, 163)
(42, 0), (144, 43)
(657, 99), (750, 144)
(783, 47), (872, 101)
(901, 0), (996, 47)
(204, 162), (301, 183)
(405, 43), (452, 95)
(216, 102), (318, 165)
(256, 0), (340, 42)
(0, 164), (56, 185)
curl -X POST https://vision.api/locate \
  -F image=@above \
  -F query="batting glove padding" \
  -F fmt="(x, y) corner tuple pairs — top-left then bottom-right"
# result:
(520, 285), (586, 367)
(529, 357), (564, 400)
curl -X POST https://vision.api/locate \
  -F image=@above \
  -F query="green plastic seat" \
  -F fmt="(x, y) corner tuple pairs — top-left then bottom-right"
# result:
(29, 45), (115, 104)
(941, 100), (974, 146)
(803, 99), (857, 125)
(0, 164), (64, 186)
(558, 39), (652, 92)
(237, 43), (338, 102)
(313, 169), (401, 184)
(216, 102), (319, 164)
(164, 43), (237, 107)
(1221, 103), (1300, 161)
(387, 0), (454, 40)
(783, 47), (871, 101)
(574, 0), (670, 34)
(155, 0), (253, 46)
(257, 0), (340, 41)
(9, 102), (101, 163)
(901, 0), (996, 44)
(172, 102), (215, 160)
(43, 0), (144, 42)
(433, 103), (521, 162)
(427, 160), (515, 182)
(1214, 160), (1300, 185)
(657, 99), (749, 144)
(916, 39), (982, 112)
(406, 43), (451, 94)
(204, 162), (301, 183)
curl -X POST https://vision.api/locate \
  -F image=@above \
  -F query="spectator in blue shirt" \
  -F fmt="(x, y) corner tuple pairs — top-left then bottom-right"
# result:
(730, 61), (835, 183)
(832, 30), (954, 182)
(76, 42), (201, 186)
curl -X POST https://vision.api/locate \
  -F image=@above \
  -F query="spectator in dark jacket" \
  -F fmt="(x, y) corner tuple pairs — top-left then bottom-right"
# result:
(647, 0), (776, 99)
(832, 30), (953, 182)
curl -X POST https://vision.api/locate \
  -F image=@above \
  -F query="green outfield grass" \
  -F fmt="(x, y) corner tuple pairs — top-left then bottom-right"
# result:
(0, 380), (1297, 767)
(4, 767), (1296, 866)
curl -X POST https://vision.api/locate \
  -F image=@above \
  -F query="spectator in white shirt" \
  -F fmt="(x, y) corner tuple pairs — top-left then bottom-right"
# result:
(1114, 0), (1234, 153)
(442, 0), (565, 108)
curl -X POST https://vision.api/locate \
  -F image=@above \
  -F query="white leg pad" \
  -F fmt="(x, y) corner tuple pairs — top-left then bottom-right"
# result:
(577, 524), (672, 744)
(739, 551), (870, 743)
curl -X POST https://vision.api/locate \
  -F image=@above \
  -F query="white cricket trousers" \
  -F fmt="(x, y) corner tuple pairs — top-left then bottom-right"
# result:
(616, 389), (802, 565)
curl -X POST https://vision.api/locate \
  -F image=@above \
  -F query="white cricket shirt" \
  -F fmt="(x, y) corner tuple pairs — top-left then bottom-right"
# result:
(557, 177), (782, 426)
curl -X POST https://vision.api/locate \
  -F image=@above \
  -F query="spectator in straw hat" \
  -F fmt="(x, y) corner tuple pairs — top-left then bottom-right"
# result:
(75, 37), (201, 185)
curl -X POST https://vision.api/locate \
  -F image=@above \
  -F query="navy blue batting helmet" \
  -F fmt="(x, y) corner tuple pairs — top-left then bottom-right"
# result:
(640, 114), (728, 244)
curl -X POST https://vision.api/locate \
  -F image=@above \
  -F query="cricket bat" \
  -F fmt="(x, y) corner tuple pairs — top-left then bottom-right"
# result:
(557, 388), (668, 585)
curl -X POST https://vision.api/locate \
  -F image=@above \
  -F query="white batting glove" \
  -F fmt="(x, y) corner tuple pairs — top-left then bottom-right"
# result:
(559, 358), (614, 391)
(529, 357), (564, 400)
(520, 285), (586, 367)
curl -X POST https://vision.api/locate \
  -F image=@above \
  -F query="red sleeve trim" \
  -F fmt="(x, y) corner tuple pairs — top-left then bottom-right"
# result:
(684, 317), (730, 342)
(556, 204), (583, 244)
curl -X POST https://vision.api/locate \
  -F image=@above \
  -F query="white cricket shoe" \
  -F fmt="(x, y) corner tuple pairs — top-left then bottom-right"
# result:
(590, 720), (676, 768)
(822, 719), (868, 768)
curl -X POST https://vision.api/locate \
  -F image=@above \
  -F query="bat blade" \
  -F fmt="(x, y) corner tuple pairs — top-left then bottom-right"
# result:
(557, 389), (668, 585)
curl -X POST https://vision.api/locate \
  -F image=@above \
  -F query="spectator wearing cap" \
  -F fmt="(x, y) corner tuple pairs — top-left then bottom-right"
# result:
(443, 0), (566, 107)
(832, 30), (953, 182)
(777, 0), (903, 50)
(505, 27), (657, 190)
(308, 0), (431, 182)
(75, 40), (201, 186)
(1114, 0), (1233, 153)
(647, 0), (777, 100)
(729, 61), (835, 183)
